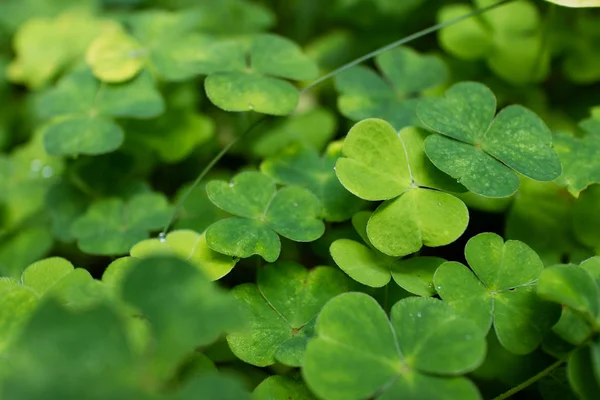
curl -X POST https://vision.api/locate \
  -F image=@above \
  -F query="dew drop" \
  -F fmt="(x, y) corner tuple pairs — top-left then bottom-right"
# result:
(41, 166), (54, 178)
(229, 182), (235, 188)
(30, 159), (42, 172)
(417, 312), (422, 318)
(248, 103), (254, 110)
(158, 232), (166, 242)
(436, 285), (441, 290)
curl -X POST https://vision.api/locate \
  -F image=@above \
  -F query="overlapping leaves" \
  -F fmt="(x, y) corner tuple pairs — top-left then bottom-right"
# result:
(335, 118), (468, 257)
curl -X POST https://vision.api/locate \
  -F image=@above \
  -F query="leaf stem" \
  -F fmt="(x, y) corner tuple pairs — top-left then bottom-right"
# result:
(491, 353), (570, 400)
(300, 0), (514, 94)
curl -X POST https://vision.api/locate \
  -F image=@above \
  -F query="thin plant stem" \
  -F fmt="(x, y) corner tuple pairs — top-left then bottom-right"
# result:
(161, 0), (515, 235)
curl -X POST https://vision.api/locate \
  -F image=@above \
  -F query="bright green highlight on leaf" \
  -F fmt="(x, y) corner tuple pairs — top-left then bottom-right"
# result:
(129, 229), (237, 281)
(331, 211), (444, 295)
(205, 171), (325, 262)
(261, 143), (365, 222)
(434, 233), (560, 354)
(36, 68), (164, 156)
(335, 119), (468, 256)
(334, 46), (447, 130)
(204, 34), (318, 115)
(546, 0), (600, 7)
(418, 82), (562, 198)
(71, 192), (172, 256)
(227, 262), (347, 367)
(303, 293), (485, 400)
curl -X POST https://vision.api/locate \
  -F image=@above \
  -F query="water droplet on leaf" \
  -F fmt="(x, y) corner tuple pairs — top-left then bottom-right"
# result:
(248, 103), (254, 110)
(158, 232), (166, 242)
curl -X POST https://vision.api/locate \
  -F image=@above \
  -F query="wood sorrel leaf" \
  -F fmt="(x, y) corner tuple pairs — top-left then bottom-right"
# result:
(434, 233), (560, 354)
(227, 262), (347, 367)
(418, 82), (562, 197)
(553, 132), (600, 197)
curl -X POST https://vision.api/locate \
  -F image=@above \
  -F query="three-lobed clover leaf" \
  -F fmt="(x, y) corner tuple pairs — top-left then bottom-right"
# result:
(71, 192), (172, 256)
(434, 233), (561, 354)
(129, 229), (237, 281)
(334, 46), (448, 130)
(205, 171), (325, 262)
(36, 68), (164, 156)
(203, 33), (319, 115)
(121, 256), (241, 381)
(417, 81), (562, 198)
(553, 132), (600, 197)
(260, 142), (365, 222)
(303, 293), (486, 400)
(86, 9), (208, 83)
(335, 118), (468, 257)
(331, 210), (445, 294)
(573, 184), (600, 254)
(227, 262), (347, 367)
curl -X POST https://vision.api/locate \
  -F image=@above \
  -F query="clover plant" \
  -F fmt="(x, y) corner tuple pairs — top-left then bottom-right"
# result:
(2, 0), (600, 399)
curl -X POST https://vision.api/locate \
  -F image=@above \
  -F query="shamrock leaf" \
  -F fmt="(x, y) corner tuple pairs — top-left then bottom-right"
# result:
(36, 68), (164, 156)
(86, 10), (209, 82)
(303, 293), (485, 400)
(434, 233), (560, 354)
(261, 142), (365, 222)
(438, 1), (549, 84)
(254, 375), (317, 400)
(203, 34), (319, 115)
(122, 256), (241, 381)
(334, 46), (447, 130)
(553, 132), (600, 197)
(129, 229), (237, 281)
(331, 211), (444, 294)
(205, 171), (325, 262)
(7, 9), (116, 89)
(336, 119), (468, 256)
(0, 279), (38, 353)
(71, 192), (172, 256)
(573, 184), (600, 254)
(1, 299), (146, 399)
(227, 262), (347, 367)
(45, 182), (89, 242)
(251, 108), (337, 158)
(417, 82), (562, 198)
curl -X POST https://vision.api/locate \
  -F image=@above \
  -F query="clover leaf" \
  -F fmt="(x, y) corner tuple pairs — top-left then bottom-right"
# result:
(331, 210), (444, 294)
(129, 229), (237, 281)
(553, 132), (600, 197)
(334, 46), (447, 130)
(0, 227), (53, 279)
(573, 185), (600, 254)
(36, 68), (164, 156)
(438, 1), (549, 84)
(203, 34), (319, 115)
(434, 233), (560, 354)
(303, 293), (485, 400)
(86, 10), (208, 82)
(0, 280), (38, 353)
(227, 262), (347, 367)
(7, 9), (116, 89)
(45, 182), (89, 242)
(205, 171), (325, 262)
(261, 142), (365, 222)
(335, 119), (468, 256)
(254, 375), (317, 400)
(417, 81), (562, 198)
(122, 256), (241, 381)
(71, 192), (172, 256)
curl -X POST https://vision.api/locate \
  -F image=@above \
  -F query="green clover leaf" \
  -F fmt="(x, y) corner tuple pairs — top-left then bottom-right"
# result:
(335, 119), (468, 256)
(0, 279), (38, 353)
(129, 229), (237, 281)
(553, 132), (600, 197)
(434, 233), (561, 354)
(0, 227), (53, 279)
(438, 1), (549, 84)
(86, 10), (210, 82)
(45, 182), (89, 242)
(261, 142), (365, 222)
(254, 375), (317, 400)
(227, 262), (347, 367)
(36, 68), (164, 156)
(71, 192), (172, 256)
(7, 9), (117, 89)
(417, 82), (562, 198)
(122, 256), (241, 381)
(573, 185), (600, 254)
(205, 171), (325, 262)
(331, 210), (444, 294)
(334, 46), (447, 130)
(203, 34), (319, 115)
(303, 293), (485, 400)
